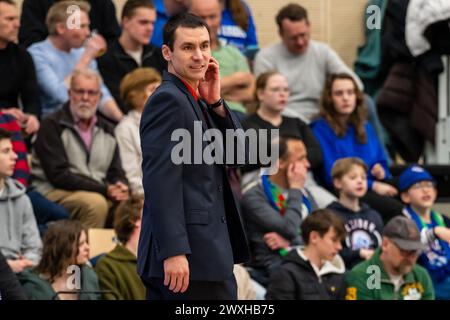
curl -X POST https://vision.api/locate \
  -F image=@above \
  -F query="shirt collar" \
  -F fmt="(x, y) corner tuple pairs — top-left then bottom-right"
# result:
(179, 79), (199, 102)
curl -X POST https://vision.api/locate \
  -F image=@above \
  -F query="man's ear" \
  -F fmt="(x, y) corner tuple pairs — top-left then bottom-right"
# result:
(161, 45), (172, 62)
(121, 16), (130, 29)
(55, 21), (65, 36)
(381, 237), (389, 252)
(278, 158), (288, 171)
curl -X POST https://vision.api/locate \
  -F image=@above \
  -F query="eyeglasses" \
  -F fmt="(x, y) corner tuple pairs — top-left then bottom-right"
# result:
(409, 181), (435, 190)
(71, 88), (101, 98)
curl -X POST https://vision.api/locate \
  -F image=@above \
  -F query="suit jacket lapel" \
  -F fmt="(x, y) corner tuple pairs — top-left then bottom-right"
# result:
(163, 71), (210, 133)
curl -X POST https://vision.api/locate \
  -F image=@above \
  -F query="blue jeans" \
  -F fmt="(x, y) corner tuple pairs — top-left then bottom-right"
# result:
(27, 190), (70, 235)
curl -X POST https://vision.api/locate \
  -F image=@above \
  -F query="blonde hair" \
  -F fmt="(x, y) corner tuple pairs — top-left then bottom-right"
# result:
(46, 0), (91, 35)
(331, 157), (368, 180)
(120, 67), (161, 111)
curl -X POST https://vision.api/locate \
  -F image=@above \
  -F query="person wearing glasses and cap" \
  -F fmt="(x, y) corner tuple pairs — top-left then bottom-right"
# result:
(398, 165), (450, 300)
(345, 215), (434, 300)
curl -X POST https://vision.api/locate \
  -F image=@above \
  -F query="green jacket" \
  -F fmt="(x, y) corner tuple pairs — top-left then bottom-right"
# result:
(19, 265), (100, 300)
(345, 249), (434, 300)
(95, 245), (145, 300)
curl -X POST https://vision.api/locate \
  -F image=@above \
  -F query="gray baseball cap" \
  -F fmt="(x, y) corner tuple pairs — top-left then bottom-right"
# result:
(383, 216), (426, 251)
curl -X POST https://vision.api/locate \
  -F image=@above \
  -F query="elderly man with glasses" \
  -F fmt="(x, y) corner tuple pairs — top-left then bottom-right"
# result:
(31, 68), (129, 229)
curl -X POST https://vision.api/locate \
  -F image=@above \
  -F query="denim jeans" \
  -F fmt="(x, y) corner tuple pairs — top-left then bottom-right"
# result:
(27, 190), (70, 235)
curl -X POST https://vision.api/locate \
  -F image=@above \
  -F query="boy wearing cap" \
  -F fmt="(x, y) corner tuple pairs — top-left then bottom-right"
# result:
(345, 216), (434, 300)
(328, 157), (384, 269)
(399, 165), (450, 300)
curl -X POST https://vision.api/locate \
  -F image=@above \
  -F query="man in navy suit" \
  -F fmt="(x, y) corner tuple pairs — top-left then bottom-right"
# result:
(138, 12), (250, 300)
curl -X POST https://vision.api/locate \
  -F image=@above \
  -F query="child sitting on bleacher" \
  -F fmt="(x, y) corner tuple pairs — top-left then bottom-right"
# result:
(327, 157), (384, 269)
(399, 165), (450, 300)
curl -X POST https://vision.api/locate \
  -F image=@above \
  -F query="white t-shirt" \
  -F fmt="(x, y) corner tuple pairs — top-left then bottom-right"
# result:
(389, 274), (404, 293)
(126, 48), (143, 66)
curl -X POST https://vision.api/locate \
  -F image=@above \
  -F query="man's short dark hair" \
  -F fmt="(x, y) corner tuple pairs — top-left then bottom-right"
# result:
(121, 0), (154, 21)
(301, 209), (346, 245)
(276, 134), (304, 160)
(276, 3), (309, 31)
(163, 12), (211, 50)
(0, 128), (13, 141)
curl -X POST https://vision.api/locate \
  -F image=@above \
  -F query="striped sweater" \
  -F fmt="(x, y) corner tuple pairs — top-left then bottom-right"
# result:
(0, 112), (30, 186)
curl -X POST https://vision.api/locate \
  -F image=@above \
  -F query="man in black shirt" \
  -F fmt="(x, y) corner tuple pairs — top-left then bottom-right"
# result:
(19, 0), (121, 48)
(97, 0), (166, 114)
(0, 0), (40, 135)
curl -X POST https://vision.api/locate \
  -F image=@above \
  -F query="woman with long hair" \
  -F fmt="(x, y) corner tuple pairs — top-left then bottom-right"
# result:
(242, 71), (335, 208)
(218, 0), (259, 55)
(310, 73), (403, 221)
(20, 220), (100, 300)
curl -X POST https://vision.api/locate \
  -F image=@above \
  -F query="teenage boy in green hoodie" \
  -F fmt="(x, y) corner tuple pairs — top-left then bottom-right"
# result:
(95, 195), (145, 300)
(0, 128), (41, 273)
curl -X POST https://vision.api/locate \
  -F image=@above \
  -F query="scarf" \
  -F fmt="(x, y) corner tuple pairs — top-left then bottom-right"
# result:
(407, 206), (450, 283)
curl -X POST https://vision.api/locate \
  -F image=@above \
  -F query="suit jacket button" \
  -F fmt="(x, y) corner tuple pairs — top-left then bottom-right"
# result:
(221, 216), (226, 223)
(218, 185), (223, 192)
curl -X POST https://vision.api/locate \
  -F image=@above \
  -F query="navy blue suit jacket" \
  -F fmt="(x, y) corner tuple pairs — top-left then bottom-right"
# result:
(137, 71), (250, 282)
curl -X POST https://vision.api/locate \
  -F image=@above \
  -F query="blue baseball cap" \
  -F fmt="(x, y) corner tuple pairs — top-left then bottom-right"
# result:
(398, 165), (436, 192)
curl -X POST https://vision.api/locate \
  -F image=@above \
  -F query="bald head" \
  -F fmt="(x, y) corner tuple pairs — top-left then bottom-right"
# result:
(164, 0), (191, 17)
(190, 0), (221, 42)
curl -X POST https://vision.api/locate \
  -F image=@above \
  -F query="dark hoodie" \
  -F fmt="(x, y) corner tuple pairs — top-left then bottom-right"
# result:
(265, 249), (346, 300)
(327, 201), (384, 269)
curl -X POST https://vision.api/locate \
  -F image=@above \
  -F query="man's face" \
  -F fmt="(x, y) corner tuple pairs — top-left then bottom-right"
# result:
(190, 0), (221, 42)
(382, 238), (420, 276)
(0, 138), (17, 178)
(313, 227), (343, 262)
(0, 2), (20, 44)
(60, 11), (90, 49)
(401, 181), (437, 211)
(334, 165), (368, 199)
(162, 26), (211, 85)
(69, 75), (101, 120)
(280, 139), (310, 173)
(279, 18), (311, 55)
(122, 7), (156, 46)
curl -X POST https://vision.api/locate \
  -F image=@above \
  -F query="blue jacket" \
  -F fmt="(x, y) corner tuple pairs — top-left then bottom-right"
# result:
(149, 0), (167, 48)
(137, 71), (250, 282)
(310, 118), (390, 189)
